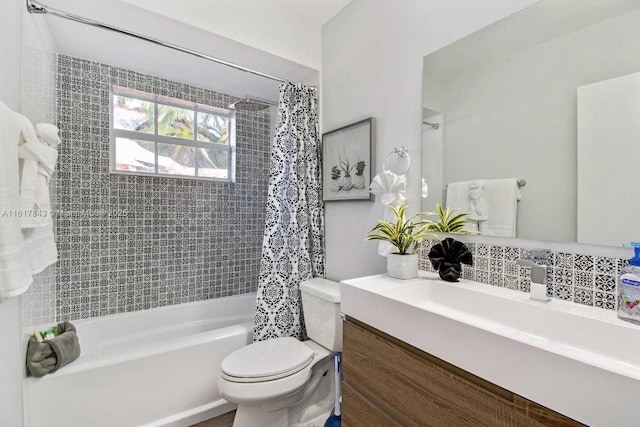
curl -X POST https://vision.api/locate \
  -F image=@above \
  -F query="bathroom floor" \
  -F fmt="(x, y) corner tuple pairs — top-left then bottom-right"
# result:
(191, 411), (235, 427)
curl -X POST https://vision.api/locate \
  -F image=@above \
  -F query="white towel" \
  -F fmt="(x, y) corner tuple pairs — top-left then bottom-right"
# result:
(445, 181), (478, 233)
(0, 101), (60, 299)
(18, 119), (60, 274)
(36, 123), (62, 148)
(22, 225), (58, 275)
(18, 119), (59, 229)
(478, 178), (521, 238)
(0, 101), (33, 298)
(370, 170), (406, 256)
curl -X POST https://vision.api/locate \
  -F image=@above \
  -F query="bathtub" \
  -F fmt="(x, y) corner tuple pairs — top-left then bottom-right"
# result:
(24, 293), (256, 427)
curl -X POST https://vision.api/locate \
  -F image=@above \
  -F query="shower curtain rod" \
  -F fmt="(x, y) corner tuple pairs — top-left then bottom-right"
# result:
(26, 0), (288, 84)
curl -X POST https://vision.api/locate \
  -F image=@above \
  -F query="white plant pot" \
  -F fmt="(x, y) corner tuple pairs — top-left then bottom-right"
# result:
(353, 174), (365, 190)
(386, 253), (418, 280)
(340, 176), (353, 191)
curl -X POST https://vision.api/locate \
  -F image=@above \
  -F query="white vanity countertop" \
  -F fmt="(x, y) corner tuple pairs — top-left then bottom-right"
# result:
(341, 271), (640, 427)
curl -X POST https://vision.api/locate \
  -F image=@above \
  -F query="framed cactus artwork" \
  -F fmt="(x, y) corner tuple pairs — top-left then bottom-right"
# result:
(322, 117), (374, 201)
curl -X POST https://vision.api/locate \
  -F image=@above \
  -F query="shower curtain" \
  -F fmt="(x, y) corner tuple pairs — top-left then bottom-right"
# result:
(253, 82), (324, 341)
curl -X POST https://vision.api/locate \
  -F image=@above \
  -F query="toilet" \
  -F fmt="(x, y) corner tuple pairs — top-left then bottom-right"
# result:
(218, 278), (342, 427)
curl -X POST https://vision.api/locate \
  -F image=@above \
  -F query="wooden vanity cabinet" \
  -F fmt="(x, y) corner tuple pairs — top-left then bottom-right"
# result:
(341, 317), (584, 427)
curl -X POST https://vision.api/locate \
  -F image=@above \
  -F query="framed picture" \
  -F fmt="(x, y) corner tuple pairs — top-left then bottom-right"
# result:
(322, 117), (374, 201)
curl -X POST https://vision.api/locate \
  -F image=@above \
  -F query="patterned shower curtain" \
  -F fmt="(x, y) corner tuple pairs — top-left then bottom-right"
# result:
(253, 82), (325, 342)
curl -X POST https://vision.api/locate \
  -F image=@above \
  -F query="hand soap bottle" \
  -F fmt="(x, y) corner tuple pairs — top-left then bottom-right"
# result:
(618, 243), (640, 325)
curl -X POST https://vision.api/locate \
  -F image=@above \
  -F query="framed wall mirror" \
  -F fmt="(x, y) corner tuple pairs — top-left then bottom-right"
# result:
(421, 0), (640, 247)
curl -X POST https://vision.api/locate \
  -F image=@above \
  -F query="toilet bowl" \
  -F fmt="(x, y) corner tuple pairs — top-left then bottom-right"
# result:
(217, 278), (342, 427)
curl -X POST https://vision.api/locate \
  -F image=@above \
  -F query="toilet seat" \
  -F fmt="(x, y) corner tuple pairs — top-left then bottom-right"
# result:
(221, 337), (315, 383)
(217, 340), (332, 405)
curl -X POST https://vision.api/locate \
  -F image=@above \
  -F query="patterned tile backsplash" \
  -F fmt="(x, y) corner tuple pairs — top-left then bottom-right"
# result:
(25, 54), (271, 324)
(419, 239), (627, 310)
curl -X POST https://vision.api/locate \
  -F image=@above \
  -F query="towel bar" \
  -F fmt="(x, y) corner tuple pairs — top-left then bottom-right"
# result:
(445, 179), (526, 189)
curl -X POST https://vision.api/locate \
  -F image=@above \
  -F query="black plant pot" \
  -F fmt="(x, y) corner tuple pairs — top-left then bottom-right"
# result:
(427, 238), (473, 282)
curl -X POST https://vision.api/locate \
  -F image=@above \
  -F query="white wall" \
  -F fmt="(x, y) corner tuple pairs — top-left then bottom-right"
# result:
(0, 0), (24, 423)
(0, 294), (22, 427)
(121, 0), (336, 70)
(321, 0), (540, 281)
(0, 0), (19, 108)
(42, 0), (318, 105)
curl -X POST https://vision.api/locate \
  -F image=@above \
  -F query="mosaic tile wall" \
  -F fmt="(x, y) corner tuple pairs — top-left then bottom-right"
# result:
(52, 54), (270, 322)
(20, 48), (58, 327)
(419, 239), (626, 310)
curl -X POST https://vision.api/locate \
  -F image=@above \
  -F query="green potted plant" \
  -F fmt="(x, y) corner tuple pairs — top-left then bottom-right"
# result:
(365, 204), (434, 279)
(423, 204), (473, 233)
(353, 160), (366, 189)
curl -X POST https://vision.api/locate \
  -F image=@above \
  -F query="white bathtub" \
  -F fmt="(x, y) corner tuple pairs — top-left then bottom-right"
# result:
(24, 293), (256, 427)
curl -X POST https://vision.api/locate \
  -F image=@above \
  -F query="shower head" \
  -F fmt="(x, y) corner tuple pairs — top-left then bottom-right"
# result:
(229, 98), (271, 112)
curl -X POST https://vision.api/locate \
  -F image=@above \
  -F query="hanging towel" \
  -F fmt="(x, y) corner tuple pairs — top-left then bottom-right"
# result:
(479, 178), (521, 238)
(445, 181), (479, 233)
(0, 101), (61, 299)
(18, 116), (59, 229)
(17, 118), (60, 274)
(0, 101), (33, 298)
(15, 115), (41, 224)
(370, 170), (406, 256)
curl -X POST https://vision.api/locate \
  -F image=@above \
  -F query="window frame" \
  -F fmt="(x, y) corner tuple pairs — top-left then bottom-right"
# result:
(109, 85), (236, 182)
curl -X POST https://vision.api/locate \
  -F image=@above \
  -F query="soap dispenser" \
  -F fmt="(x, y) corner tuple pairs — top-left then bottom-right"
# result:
(618, 243), (640, 325)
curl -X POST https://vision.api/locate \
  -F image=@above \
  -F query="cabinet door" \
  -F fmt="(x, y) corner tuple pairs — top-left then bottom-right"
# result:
(342, 382), (399, 427)
(342, 319), (583, 427)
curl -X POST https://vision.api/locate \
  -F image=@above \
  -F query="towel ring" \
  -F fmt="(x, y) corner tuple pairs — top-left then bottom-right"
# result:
(383, 147), (411, 176)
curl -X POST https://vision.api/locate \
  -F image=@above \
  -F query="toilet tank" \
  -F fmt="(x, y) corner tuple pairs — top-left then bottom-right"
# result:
(300, 278), (342, 352)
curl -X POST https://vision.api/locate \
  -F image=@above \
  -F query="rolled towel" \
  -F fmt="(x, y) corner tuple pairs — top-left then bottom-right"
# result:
(35, 123), (62, 148)
(26, 321), (81, 377)
(369, 171), (407, 256)
(428, 238), (473, 282)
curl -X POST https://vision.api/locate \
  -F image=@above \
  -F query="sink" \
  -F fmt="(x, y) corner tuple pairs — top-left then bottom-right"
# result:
(341, 271), (640, 427)
(377, 275), (640, 379)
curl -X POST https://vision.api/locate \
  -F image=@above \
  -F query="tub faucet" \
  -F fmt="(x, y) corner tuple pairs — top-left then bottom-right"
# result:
(516, 250), (551, 302)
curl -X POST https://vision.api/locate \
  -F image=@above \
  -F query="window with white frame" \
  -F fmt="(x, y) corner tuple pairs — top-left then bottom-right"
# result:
(110, 86), (235, 181)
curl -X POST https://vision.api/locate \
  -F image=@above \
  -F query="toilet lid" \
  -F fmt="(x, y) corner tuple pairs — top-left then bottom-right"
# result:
(221, 337), (314, 383)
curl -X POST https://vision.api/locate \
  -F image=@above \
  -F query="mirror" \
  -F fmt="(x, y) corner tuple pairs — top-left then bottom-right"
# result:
(421, 0), (640, 246)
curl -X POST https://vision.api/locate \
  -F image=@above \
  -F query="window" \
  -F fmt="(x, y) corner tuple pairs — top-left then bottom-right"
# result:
(110, 86), (235, 181)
